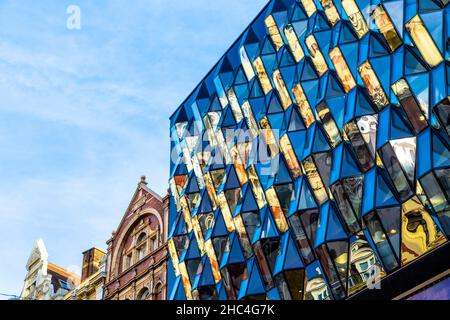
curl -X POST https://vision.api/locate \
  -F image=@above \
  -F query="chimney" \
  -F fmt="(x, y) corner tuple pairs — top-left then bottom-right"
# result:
(81, 248), (106, 282)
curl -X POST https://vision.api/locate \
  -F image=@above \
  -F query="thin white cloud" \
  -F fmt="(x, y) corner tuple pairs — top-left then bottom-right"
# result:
(0, 0), (267, 297)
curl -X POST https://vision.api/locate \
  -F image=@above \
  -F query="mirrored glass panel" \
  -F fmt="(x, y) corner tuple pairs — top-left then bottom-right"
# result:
(358, 61), (389, 110)
(342, 0), (368, 39)
(405, 15), (443, 68)
(371, 5), (402, 52)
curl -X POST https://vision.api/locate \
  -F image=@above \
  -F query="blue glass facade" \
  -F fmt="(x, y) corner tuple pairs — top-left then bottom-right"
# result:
(167, 0), (450, 300)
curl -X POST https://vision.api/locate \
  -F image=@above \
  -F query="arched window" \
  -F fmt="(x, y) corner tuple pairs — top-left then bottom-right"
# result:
(136, 232), (147, 261)
(122, 250), (133, 270)
(154, 283), (164, 300)
(136, 232), (147, 244)
(137, 288), (150, 300)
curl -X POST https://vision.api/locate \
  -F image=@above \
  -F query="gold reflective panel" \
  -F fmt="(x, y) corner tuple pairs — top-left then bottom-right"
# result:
(358, 61), (389, 110)
(230, 145), (248, 186)
(300, 0), (317, 17)
(316, 101), (342, 148)
(401, 196), (446, 265)
(227, 88), (244, 123)
(284, 24), (305, 63)
(178, 262), (193, 300)
(342, 0), (368, 39)
(233, 215), (253, 259)
(329, 47), (356, 92)
(280, 134), (302, 179)
(319, 0), (341, 26)
(203, 172), (218, 210)
(168, 238), (180, 276)
(302, 157), (328, 205)
(405, 15), (444, 68)
(241, 101), (259, 138)
(292, 83), (316, 128)
(179, 196), (193, 232)
(217, 192), (236, 232)
(371, 5), (402, 52)
(264, 15), (284, 51)
(253, 57), (273, 95)
(239, 46), (255, 81)
(305, 34), (329, 76)
(392, 79), (428, 133)
(204, 239), (222, 283)
(191, 215), (206, 255)
(247, 165), (267, 209)
(265, 186), (289, 232)
(259, 117), (280, 158)
(273, 69), (293, 110)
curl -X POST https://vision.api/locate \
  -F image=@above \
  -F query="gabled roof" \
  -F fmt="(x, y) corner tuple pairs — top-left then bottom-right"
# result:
(108, 176), (164, 244)
(25, 239), (48, 270)
(47, 263), (80, 289)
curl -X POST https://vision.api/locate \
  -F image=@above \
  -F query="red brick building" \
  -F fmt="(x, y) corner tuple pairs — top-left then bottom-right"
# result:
(103, 176), (169, 300)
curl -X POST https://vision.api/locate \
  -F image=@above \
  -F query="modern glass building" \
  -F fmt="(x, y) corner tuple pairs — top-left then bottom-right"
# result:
(167, 0), (450, 300)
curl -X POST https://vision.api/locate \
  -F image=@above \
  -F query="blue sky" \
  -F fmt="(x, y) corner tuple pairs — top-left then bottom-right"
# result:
(0, 0), (266, 298)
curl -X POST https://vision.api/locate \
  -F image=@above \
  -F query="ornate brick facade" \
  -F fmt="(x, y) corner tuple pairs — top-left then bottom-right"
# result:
(104, 176), (169, 300)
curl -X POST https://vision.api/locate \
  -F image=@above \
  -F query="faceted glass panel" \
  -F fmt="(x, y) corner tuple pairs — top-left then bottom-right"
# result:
(358, 61), (389, 110)
(364, 211), (399, 272)
(319, 0), (340, 26)
(329, 47), (356, 92)
(168, 0), (450, 301)
(284, 24), (304, 63)
(305, 34), (329, 76)
(292, 83), (316, 128)
(371, 5), (402, 52)
(342, 0), (368, 39)
(401, 197), (446, 265)
(289, 213), (315, 264)
(347, 234), (385, 295)
(405, 15), (443, 68)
